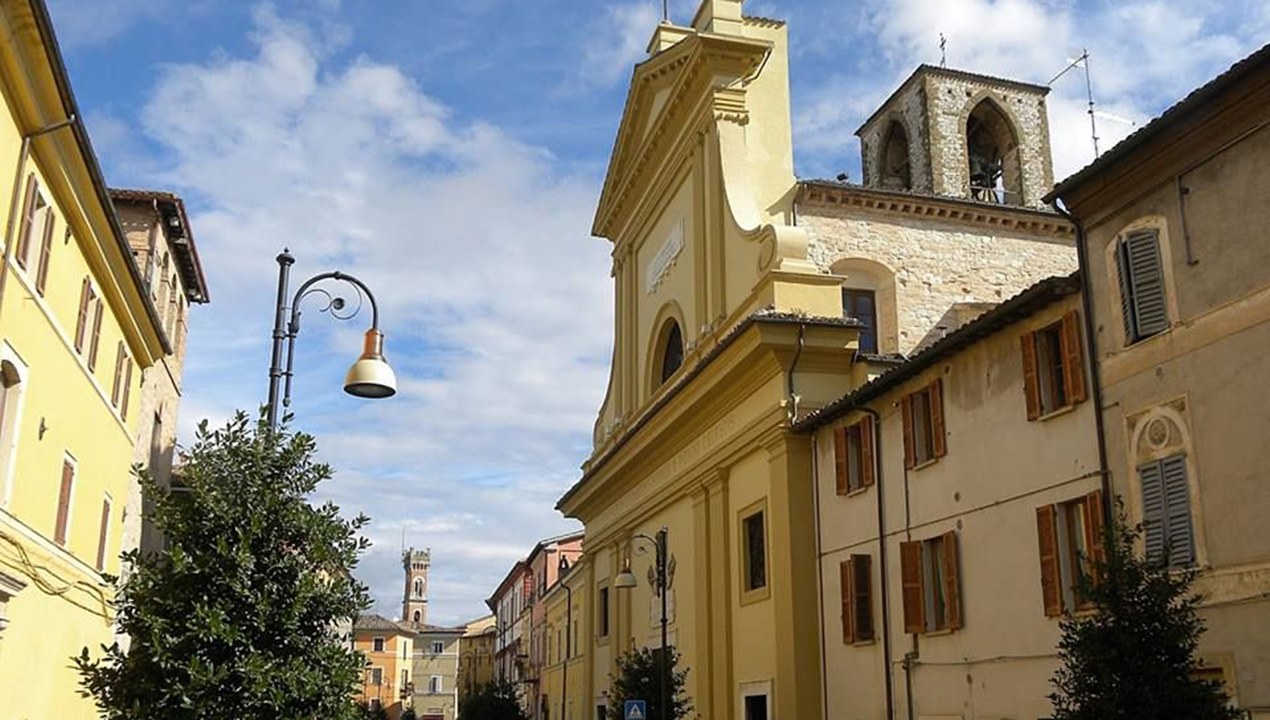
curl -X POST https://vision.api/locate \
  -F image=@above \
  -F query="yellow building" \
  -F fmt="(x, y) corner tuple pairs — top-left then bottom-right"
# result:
(541, 560), (588, 720)
(354, 614), (416, 719)
(0, 1), (173, 718)
(458, 614), (496, 701)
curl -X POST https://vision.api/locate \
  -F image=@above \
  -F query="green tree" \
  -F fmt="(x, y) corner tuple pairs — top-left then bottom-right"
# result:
(604, 646), (694, 720)
(458, 679), (527, 720)
(1049, 502), (1241, 720)
(75, 412), (372, 720)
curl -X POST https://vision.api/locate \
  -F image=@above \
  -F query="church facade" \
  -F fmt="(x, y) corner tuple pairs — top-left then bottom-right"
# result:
(555, 2), (1081, 719)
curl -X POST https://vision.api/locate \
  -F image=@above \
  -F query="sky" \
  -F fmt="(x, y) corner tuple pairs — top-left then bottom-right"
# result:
(47, 0), (1269, 626)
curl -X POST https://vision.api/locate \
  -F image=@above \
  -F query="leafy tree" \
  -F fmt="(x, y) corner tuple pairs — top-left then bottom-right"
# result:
(604, 646), (694, 720)
(458, 679), (527, 720)
(75, 412), (372, 720)
(1049, 501), (1241, 720)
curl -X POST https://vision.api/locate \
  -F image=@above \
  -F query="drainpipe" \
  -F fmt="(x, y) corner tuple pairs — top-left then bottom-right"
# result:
(1052, 202), (1114, 528)
(899, 409), (917, 720)
(786, 323), (806, 422)
(861, 407), (895, 720)
(0, 116), (77, 313)
(812, 431), (829, 720)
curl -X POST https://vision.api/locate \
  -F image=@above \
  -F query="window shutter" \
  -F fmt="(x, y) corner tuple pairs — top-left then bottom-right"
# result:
(839, 560), (854, 643)
(1139, 460), (1167, 566)
(900, 540), (924, 633)
(95, 497), (111, 571)
(929, 380), (947, 458)
(1161, 455), (1194, 567)
(941, 530), (961, 630)
(834, 426), (849, 495)
(75, 277), (91, 352)
(1035, 505), (1063, 617)
(1084, 490), (1106, 583)
(1123, 230), (1170, 340)
(15, 174), (37, 268)
(901, 395), (915, 469)
(860, 416), (876, 487)
(88, 299), (103, 372)
(1060, 311), (1087, 403)
(121, 360), (133, 420)
(853, 554), (873, 641)
(55, 461), (74, 546)
(35, 215), (54, 295)
(111, 342), (125, 407)
(1020, 331), (1041, 420)
(1115, 241), (1136, 343)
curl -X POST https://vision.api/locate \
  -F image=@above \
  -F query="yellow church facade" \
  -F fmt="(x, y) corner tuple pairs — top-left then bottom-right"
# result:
(556, 1), (1080, 719)
(0, 1), (171, 718)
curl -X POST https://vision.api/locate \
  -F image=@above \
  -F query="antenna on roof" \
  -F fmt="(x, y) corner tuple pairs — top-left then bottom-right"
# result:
(663, 0), (669, 21)
(939, 33), (947, 68)
(1050, 49), (1101, 158)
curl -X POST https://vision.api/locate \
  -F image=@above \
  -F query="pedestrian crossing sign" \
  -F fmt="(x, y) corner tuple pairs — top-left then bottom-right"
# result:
(624, 699), (647, 720)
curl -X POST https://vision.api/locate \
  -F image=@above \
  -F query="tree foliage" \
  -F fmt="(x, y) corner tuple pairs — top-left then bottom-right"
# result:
(604, 646), (694, 720)
(75, 412), (372, 720)
(458, 679), (528, 720)
(1049, 502), (1241, 720)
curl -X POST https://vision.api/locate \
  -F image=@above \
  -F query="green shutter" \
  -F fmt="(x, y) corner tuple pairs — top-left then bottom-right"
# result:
(1139, 460), (1167, 566)
(1161, 454), (1194, 567)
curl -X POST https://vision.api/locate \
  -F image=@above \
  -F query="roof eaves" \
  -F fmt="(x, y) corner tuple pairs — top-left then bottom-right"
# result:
(793, 273), (1082, 432)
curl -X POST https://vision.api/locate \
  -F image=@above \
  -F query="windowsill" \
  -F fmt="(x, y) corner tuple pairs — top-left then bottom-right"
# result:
(1117, 325), (1174, 354)
(595, 635), (610, 647)
(850, 637), (877, 647)
(739, 585), (771, 607)
(839, 486), (870, 499)
(920, 627), (957, 637)
(1038, 403), (1078, 422)
(911, 458), (939, 472)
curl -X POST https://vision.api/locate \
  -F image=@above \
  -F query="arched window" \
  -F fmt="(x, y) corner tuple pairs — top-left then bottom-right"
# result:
(0, 358), (25, 497)
(413, 610), (422, 623)
(966, 99), (1023, 204)
(413, 578), (424, 598)
(659, 321), (684, 385)
(880, 120), (911, 190)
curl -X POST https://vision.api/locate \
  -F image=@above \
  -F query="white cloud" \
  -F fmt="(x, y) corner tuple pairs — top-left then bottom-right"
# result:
(46, 0), (170, 47)
(576, 2), (662, 89)
(136, 6), (604, 624)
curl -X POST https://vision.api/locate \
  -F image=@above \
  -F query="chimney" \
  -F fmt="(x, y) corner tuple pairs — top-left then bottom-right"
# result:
(691, 0), (744, 35)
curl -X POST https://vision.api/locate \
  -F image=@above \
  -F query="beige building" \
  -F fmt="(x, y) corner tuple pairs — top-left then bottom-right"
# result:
(412, 624), (463, 720)
(354, 614), (415, 720)
(458, 614), (496, 700)
(109, 188), (208, 555)
(540, 557), (588, 720)
(1048, 42), (1270, 717)
(555, 2), (1075, 719)
(797, 275), (1102, 720)
(525, 531), (585, 719)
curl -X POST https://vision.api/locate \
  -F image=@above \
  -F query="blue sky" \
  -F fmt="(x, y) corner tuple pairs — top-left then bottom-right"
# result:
(48, 0), (1268, 625)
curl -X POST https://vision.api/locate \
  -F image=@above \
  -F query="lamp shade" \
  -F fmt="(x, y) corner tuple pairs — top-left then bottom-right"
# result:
(344, 329), (397, 399)
(613, 558), (637, 590)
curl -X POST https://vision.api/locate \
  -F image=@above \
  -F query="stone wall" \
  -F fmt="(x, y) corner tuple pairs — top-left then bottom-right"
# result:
(801, 201), (1077, 355)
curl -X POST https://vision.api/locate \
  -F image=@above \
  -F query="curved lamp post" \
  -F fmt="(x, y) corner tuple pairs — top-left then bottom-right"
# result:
(266, 249), (396, 428)
(614, 527), (672, 720)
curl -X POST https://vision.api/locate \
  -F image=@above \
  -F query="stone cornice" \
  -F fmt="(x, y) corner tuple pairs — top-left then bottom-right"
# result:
(593, 31), (771, 241)
(797, 181), (1075, 238)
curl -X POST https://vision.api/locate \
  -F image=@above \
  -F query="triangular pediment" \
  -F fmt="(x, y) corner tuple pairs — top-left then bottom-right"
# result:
(592, 31), (770, 240)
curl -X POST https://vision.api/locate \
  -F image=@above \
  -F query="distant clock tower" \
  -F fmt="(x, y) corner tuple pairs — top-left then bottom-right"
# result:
(402, 548), (430, 626)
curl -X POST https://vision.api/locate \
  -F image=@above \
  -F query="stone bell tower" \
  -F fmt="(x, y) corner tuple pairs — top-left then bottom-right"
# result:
(855, 65), (1055, 208)
(402, 548), (430, 626)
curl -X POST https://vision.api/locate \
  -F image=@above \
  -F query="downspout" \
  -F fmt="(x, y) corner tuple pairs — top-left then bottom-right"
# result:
(861, 407), (895, 720)
(786, 323), (806, 422)
(0, 117), (77, 313)
(1052, 202), (1113, 528)
(900, 435), (918, 720)
(812, 431), (829, 720)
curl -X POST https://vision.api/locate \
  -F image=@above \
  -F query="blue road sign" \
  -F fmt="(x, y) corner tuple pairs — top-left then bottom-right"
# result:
(624, 699), (647, 720)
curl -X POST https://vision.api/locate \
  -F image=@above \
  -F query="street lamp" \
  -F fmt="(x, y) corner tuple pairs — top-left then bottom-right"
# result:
(265, 249), (396, 428)
(614, 528), (674, 720)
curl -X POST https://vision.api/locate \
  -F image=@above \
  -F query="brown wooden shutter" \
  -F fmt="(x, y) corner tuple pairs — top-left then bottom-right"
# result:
(15, 175), (37, 268)
(853, 554), (873, 641)
(1020, 331), (1041, 420)
(74, 277), (92, 352)
(1084, 490), (1106, 584)
(121, 359), (133, 420)
(88, 299), (103, 371)
(860, 416), (876, 487)
(941, 530), (961, 629)
(95, 497), (111, 571)
(930, 379), (947, 458)
(35, 215), (54, 295)
(111, 342), (125, 406)
(1061, 310), (1087, 404)
(901, 395), (915, 469)
(55, 460), (74, 545)
(900, 540), (924, 633)
(834, 426), (849, 495)
(1036, 505), (1063, 617)
(839, 560), (854, 643)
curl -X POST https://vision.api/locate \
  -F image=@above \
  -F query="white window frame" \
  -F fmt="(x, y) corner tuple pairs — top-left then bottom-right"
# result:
(372, 636), (385, 653)
(0, 343), (30, 509)
(56, 452), (79, 548)
(431, 640), (444, 654)
(429, 674), (442, 694)
(96, 492), (113, 573)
